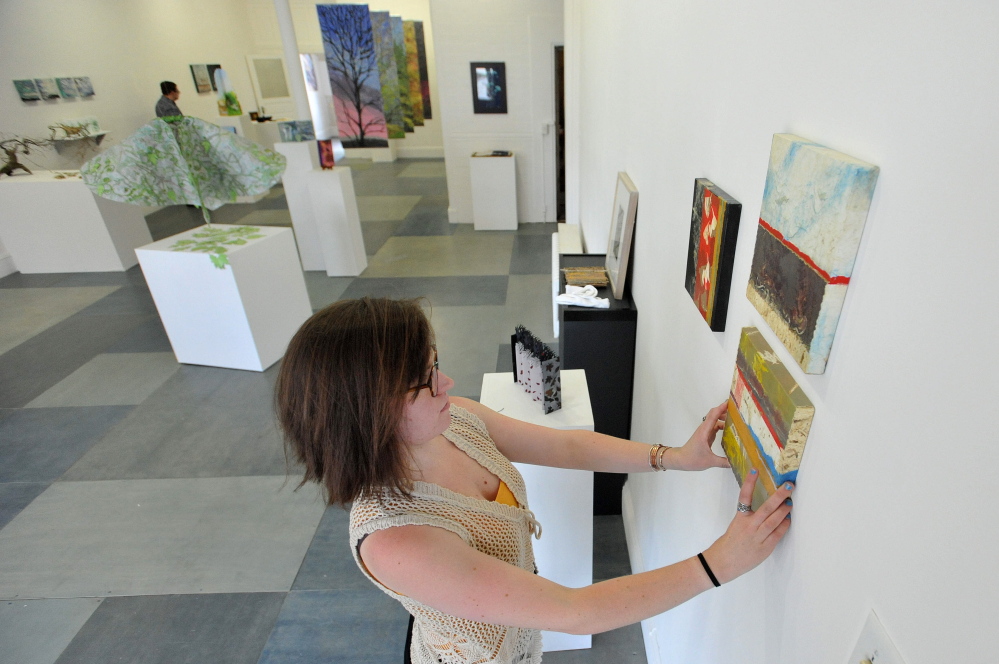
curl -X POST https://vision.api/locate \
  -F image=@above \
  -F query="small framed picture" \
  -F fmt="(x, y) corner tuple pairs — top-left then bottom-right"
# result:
(470, 62), (507, 114)
(35, 78), (61, 99)
(13, 79), (40, 101)
(190, 64), (211, 93)
(684, 178), (742, 331)
(56, 77), (79, 98)
(206, 64), (222, 91)
(605, 172), (639, 300)
(74, 77), (95, 97)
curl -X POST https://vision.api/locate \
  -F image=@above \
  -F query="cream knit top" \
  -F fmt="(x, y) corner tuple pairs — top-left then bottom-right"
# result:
(349, 404), (544, 664)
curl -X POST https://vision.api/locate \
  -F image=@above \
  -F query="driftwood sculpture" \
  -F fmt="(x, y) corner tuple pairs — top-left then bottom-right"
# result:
(0, 137), (50, 178)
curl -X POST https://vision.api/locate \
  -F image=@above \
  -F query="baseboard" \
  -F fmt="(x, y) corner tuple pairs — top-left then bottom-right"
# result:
(396, 146), (444, 159)
(345, 146), (397, 163)
(0, 252), (15, 279)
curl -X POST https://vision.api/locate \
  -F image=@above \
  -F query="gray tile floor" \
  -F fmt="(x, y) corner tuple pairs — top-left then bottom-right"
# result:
(0, 158), (645, 663)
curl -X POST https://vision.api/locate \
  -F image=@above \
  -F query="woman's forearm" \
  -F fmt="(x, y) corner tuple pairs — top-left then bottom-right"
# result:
(548, 556), (715, 635)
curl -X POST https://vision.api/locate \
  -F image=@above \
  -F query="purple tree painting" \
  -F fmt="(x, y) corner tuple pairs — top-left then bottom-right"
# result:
(317, 4), (389, 148)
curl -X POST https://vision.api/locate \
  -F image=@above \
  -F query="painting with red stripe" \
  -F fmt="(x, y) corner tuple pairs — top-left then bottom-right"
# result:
(747, 134), (879, 373)
(721, 327), (815, 510)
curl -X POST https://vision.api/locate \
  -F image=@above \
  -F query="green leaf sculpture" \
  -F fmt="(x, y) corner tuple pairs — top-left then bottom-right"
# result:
(168, 225), (266, 270)
(79, 117), (285, 217)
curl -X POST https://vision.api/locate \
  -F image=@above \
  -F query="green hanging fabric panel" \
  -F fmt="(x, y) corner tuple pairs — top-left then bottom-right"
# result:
(81, 117), (285, 211)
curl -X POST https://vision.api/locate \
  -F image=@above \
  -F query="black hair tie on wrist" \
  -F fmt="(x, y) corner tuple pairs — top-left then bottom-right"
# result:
(697, 552), (721, 587)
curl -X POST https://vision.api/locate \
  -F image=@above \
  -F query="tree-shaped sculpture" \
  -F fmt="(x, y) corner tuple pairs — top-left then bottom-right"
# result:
(0, 136), (50, 178)
(317, 4), (389, 148)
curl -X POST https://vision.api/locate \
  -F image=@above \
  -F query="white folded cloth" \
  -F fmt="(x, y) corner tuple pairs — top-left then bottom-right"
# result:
(555, 284), (610, 308)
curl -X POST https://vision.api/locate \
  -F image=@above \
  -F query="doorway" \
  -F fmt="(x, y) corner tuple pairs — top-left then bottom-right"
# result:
(554, 45), (566, 222)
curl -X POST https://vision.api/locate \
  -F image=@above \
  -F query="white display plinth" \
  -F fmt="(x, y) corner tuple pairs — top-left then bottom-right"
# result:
(479, 370), (594, 652)
(305, 167), (367, 277)
(135, 225), (312, 372)
(470, 153), (517, 230)
(274, 142), (325, 271)
(0, 171), (153, 273)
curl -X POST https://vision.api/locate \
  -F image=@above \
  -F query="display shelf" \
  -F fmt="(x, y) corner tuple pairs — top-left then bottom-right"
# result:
(0, 170), (151, 273)
(470, 152), (517, 230)
(556, 253), (638, 515)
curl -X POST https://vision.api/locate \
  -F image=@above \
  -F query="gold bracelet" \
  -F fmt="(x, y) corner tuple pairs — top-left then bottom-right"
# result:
(656, 445), (672, 471)
(649, 444), (662, 470)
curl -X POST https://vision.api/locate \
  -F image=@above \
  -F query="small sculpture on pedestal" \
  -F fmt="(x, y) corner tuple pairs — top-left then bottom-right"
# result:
(512, 325), (562, 414)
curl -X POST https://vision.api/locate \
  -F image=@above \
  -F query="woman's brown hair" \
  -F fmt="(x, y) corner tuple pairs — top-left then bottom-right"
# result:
(275, 297), (435, 506)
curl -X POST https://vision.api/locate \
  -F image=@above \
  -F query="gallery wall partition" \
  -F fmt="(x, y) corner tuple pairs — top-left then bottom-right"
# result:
(429, 0), (563, 225)
(569, 0), (999, 663)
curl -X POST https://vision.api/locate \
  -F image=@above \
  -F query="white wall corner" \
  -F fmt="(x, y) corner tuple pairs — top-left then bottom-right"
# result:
(562, 0), (582, 230)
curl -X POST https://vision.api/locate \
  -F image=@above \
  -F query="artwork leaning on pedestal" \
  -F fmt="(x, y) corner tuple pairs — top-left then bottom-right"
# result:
(746, 133), (879, 374)
(721, 327), (814, 510)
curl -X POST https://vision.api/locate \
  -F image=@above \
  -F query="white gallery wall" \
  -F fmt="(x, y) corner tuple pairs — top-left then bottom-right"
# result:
(0, 0), (260, 160)
(247, 0), (444, 158)
(429, 0), (563, 224)
(0, 0), (263, 276)
(567, 1), (997, 662)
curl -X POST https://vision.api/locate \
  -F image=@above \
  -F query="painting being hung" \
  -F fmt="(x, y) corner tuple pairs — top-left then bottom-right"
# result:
(721, 327), (814, 510)
(317, 3), (389, 148)
(747, 134), (879, 374)
(684, 178), (742, 331)
(605, 172), (638, 299)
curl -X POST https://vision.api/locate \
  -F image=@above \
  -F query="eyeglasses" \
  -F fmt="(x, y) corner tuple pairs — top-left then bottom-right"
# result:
(408, 348), (439, 398)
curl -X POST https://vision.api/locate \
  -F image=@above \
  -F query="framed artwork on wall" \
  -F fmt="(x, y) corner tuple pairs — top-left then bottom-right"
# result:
(316, 5), (390, 147)
(605, 172), (638, 300)
(74, 77), (95, 97)
(746, 133), (879, 374)
(206, 64), (222, 91)
(13, 79), (40, 101)
(721, 327), (815, 510)
(190, 64), (212, 93)
(684, 178), (742, 331)
(470, 62), (507, 114)
(35, 78), (60, 99)
(56, 77), (79, 98)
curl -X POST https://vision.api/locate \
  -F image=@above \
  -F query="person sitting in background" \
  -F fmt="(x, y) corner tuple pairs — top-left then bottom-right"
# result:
(155, 81), (182, 118)
(276, 297), (795, 664)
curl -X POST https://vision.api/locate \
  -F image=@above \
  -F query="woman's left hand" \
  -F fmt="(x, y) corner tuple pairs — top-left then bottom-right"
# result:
(668, 401), (731, 471)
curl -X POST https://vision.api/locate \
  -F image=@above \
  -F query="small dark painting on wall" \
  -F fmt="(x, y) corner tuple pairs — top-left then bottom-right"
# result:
(470, 62), (506, 114)
(190, 64), (211, 93)
(206, 64), (222, 91)
(684, 178), (742, 331)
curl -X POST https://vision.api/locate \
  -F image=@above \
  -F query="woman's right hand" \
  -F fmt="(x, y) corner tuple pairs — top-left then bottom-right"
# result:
(702, 470), (793, 584)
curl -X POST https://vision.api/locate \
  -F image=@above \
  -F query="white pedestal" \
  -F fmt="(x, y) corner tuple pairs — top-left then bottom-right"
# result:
(135, 225), (312, 372)
(470, 153), (517, 230)
(479, 370), (594, 652)
(305, 167), (367, 277)
(274, 142), (325, 271)
(0, 171), (152, 273)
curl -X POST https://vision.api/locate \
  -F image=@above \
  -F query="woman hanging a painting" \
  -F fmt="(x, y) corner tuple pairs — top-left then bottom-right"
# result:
(276, 297), (794, 664)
